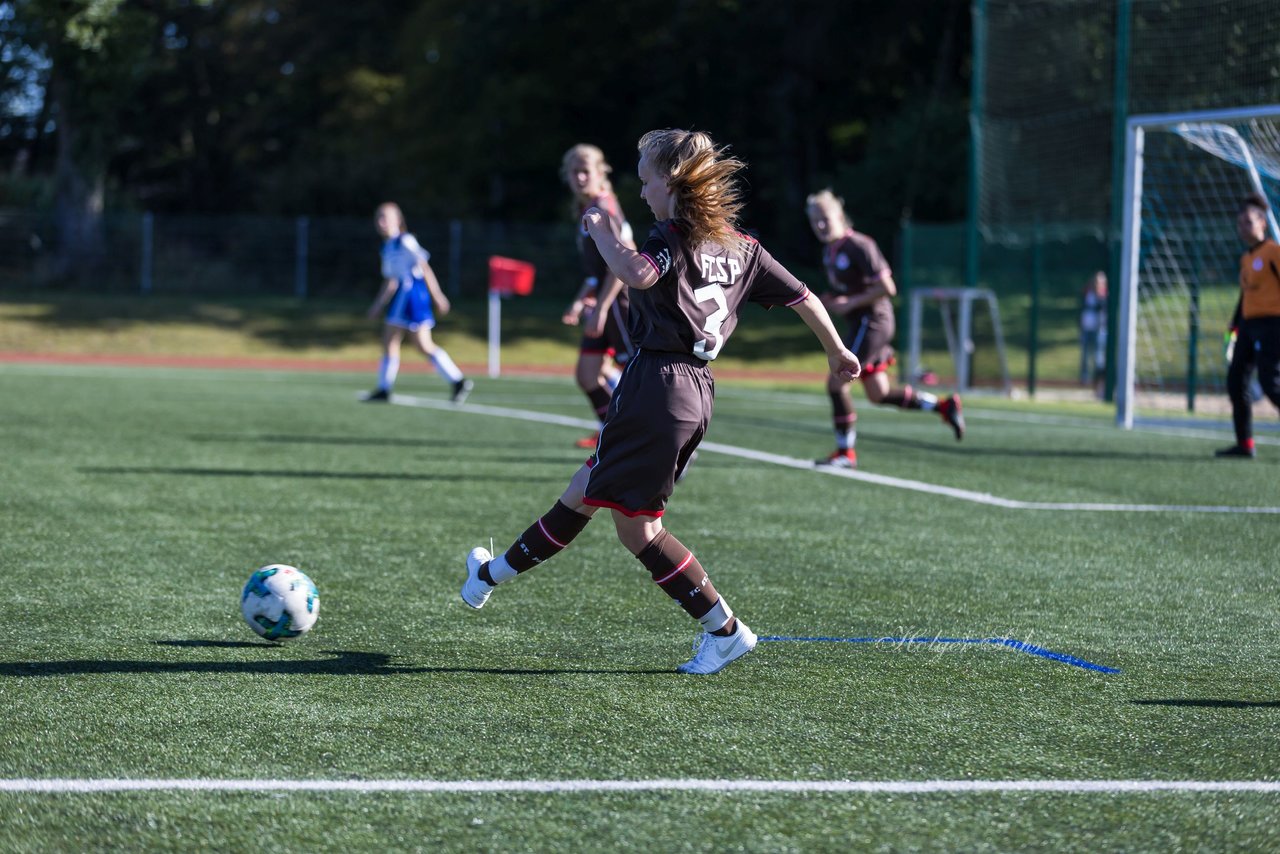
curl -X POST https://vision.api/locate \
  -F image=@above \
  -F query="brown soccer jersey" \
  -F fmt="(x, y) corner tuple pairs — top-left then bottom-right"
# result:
(634, 221), (810, 360)
(822, 230), (891, 297)
(576, 191), (634, 359)
(820, 230), (896, 365)
(583, 222), (810, 516)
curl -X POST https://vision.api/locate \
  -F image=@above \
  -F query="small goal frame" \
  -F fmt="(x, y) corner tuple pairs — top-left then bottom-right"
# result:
(905, 286), (1011, 394)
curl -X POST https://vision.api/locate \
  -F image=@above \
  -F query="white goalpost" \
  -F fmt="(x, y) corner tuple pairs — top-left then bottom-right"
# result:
(1117, 104), (1280, 429)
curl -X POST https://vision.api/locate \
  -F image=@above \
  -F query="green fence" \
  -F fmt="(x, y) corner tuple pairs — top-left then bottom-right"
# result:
(0, 209), (589, 301)
(1, 207), (1122, 390)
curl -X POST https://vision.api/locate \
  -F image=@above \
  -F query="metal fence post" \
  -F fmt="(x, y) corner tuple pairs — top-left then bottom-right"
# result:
(140, 211), (154, 295)
(1028, 225), (1043, 397)
(898, 217), (913, 384)
(295, 216), (309, 299)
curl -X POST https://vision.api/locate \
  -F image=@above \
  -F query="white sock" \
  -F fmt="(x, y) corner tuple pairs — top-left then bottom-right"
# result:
(378, 356), (400, 390)
(699, 598), (734, 633)
(917, 392), (938, 411)
(429, 349), (464, 383)
(487, 553), (518, 584)
(836, 428), (856, 451)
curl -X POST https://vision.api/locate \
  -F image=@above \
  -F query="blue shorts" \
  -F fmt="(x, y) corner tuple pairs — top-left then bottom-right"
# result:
(386, 278), (435, 331)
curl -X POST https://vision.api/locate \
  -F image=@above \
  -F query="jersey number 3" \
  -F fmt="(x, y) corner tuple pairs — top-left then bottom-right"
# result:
(692, 284), (728, 360)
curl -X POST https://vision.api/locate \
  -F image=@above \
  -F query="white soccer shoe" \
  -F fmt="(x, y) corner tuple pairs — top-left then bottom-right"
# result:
(675, 621), (758, 675)
(461, 546), (494, 609)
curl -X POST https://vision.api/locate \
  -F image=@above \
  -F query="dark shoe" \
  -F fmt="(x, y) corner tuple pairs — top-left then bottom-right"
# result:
(361, 388), (391, 402)
(940, 395), (965, 440)
(451, 378), (474, 405)
(1214, 444), (1255, 458)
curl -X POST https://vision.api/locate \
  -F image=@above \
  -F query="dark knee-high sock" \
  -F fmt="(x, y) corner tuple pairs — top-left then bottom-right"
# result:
(637, 530), (735, 634)
(482, 501), (592, 584)
(881, 384), (939, 411)
(1227, 359), (1252, 446)
(586, 386), (612, 423)
(829, 389), (856, 450)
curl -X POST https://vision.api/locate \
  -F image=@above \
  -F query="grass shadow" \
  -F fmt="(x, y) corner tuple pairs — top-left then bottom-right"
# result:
(0, 648), (670, 677)
(79, 466), (554, 482)
(1132, 699), (1280, 709)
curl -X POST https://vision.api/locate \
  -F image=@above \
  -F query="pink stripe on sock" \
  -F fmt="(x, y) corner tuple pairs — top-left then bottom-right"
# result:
(654, 552), (694, 585)
(537, 518), (567, 549)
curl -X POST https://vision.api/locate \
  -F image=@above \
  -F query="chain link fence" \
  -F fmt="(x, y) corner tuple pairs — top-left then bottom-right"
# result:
(0, 209), (589, 301)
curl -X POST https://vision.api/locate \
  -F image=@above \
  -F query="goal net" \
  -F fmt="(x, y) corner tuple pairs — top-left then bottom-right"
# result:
(1116, 105), (1280, 428)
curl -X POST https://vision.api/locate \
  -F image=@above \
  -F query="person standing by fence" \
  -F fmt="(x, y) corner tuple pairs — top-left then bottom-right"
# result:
(1079, 270), (1108, 390)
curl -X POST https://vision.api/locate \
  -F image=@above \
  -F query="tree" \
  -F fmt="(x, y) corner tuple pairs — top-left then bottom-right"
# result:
(4, 0), (156, 279)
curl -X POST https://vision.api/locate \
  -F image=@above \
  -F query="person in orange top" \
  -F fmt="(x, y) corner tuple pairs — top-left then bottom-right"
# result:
(1217, 192), (1280, 458)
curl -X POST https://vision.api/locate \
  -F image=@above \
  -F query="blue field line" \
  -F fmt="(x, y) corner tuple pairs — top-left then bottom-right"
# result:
(758, 636), (1120, 674)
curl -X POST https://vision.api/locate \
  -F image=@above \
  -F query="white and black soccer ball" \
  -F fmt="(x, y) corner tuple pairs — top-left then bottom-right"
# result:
(241, 564), (319, 640)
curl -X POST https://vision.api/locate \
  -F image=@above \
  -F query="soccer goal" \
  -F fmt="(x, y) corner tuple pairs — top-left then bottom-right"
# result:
(1116, 104), (1280, 428)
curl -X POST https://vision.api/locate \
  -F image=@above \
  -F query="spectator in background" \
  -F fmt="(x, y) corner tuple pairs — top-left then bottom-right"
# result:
(1079, 270), (1108, 389)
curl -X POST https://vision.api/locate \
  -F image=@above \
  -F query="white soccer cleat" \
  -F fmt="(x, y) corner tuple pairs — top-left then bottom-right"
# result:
(675, 621), (758, 675)
(461, 546), (494, 609)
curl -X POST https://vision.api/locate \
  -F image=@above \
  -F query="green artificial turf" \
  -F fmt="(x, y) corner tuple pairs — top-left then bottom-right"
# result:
(0, 363), (1277, 852)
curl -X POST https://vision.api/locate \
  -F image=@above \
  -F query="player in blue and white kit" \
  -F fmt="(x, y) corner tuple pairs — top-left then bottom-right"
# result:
(362, 202), (473, 404)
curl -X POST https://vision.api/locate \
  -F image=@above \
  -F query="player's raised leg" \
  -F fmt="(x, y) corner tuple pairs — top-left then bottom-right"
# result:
(461, 464), (596, 608)
(863, 370), (965, 440)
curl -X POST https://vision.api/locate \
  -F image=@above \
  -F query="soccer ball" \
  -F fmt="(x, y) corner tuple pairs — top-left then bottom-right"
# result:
(241, 564), (319, 640)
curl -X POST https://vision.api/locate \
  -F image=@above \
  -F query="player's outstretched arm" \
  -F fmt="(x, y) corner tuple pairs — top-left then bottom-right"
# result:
(419, 261), (451, 316)
(791, 291), (861, 381)
(583, 208), (659, 291)
(367, 278), (397, 320)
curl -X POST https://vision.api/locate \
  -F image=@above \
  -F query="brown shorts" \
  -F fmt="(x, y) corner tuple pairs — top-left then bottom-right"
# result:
(844, 305), (896, 374)
(580, 300), (635, 364)
(583, 350), (712, 517)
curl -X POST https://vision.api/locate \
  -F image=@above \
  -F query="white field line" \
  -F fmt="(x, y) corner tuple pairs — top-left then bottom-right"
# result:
(395, 395), (1280, 515)
(6, 361), (1275, 443)
(1, 778), (1278, 794)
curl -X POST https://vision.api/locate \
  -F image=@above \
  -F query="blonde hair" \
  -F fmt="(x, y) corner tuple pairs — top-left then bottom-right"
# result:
(805, 188), (850, 228)
(638, 129), (745, 249)
(560, 143), (614, 198)
(375, 202), (406, 234)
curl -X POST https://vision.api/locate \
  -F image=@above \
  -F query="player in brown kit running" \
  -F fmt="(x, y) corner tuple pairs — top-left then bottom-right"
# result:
(806, 189), (964, 469)
(462, 130), (860, 675)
